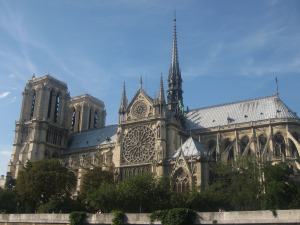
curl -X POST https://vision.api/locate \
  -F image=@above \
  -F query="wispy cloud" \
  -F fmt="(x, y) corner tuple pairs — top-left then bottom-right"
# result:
(0, 92), (9, 98)
(0, 151), (11, 156)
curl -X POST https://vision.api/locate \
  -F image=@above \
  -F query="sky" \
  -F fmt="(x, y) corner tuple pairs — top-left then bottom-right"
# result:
(0, 0), (299, 177)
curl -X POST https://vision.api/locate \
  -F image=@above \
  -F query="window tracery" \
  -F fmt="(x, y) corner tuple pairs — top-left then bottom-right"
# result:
(274, 133), (285, 157)
(122, 126), (155, 164)
(173, 168), (190, 192)
(132, 101), (147, 118)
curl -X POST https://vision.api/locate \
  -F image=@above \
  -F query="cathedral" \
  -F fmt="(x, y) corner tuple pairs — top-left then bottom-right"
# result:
(6, 18), (300, 193)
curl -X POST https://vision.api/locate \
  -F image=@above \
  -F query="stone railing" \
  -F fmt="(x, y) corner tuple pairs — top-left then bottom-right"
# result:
(1, 209), (300, 224)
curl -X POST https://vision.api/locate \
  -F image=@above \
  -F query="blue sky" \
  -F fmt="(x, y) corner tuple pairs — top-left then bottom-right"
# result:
(0, 0), (299, 177)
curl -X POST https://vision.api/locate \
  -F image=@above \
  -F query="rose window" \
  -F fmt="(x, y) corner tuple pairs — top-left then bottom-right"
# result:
(132, 101), (147, 118)
(123, 126), (155, 164)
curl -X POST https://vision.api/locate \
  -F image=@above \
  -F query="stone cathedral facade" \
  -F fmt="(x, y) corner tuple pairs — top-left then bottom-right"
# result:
(6, 19), (300, 193)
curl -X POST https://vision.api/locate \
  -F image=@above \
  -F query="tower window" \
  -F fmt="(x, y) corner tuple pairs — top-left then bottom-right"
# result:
(71, 109), (76, 131)
(47, 90), (54, 119)
(94, 111), (98, 128)
(30, 91), (36, 120)
(54, 94), (59, 122)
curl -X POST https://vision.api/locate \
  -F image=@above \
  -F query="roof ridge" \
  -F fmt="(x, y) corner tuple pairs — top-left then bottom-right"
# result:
(72, 124), (117, 135)
(188, 94), (278, 112)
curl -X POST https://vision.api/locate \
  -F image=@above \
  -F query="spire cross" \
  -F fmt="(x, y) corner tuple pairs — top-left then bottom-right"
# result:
(140, 76), (142, 90)
(275, 77), (279, 96)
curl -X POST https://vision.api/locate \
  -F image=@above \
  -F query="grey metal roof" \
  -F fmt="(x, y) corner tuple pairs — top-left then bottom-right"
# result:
(172, 137), (207, 158)
(186, 95), (298, 130)
(68, 125), (117, 150)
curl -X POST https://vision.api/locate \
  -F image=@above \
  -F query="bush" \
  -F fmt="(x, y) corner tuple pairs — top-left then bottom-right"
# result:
(69, 211), (86, 225)
(112, 211), (124, 225)
(151, 208), (196, 225)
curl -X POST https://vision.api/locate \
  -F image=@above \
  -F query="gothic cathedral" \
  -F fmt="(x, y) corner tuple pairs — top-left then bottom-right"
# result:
(6, 18), (300, 193)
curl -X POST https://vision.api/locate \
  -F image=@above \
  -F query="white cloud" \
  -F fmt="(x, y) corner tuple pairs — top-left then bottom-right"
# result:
(0, 151), (11, 156)
(0, 92), (10, 98)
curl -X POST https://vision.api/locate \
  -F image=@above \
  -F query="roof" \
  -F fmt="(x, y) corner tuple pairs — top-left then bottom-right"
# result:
(172, 137), (207, 158)
(186, 95), (298, 130)
(68, 125), (117, 150)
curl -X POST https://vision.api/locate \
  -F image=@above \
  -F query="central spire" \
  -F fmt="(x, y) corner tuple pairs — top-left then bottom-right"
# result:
(167, 15), (183, 114)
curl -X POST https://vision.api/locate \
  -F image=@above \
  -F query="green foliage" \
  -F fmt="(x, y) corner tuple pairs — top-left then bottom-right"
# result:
(85, 183), (118, 213)
(117, 174), (171, 212)
(69, 211), (86, 225)
(151, 208), (195, 225)
(0, 187), (17, 213)
(262, 162), (299, 210)
(15, 159), (77, 212)
(203, 157), (263, 211)
(112, 211), (124, 225)
(37, 195), (86, 213)
(84, 173), (171, 213)
(80, 167), (114, 199)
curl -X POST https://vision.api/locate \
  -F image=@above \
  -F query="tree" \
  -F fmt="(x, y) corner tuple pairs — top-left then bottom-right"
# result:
(84, 183), (118, 213)
(80, 167), (114, 199)
(84, 173), (172, 213)
(0, 187), (17, 213)
(15, 159), (77, 212)
(262, 162), (299, 210)
(118, 173), (171, 213)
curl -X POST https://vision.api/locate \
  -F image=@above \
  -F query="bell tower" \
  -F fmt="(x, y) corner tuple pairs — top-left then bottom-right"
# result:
(7, 75), (70, 180)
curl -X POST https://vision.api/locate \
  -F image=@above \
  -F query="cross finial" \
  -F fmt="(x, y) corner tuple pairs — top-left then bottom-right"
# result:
(140, 76), (143, 90)
(174, 8), (176, 22)
(275, 76), (279, 96)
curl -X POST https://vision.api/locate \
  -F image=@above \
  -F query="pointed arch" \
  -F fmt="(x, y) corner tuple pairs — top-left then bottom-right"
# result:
(54, 93), (60, 122)
(30, 91), (36, 120)
(274, 132), (285, 157)
(94, 111), (98, 128)
(71, 108), (76, 131)
(173, 168), (190, 193)
(240, 136), (250, 155)
(47, 89), (54, 119)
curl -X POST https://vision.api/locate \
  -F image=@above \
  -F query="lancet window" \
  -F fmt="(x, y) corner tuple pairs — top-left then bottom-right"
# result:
(274, 133), (285, 157)
(173, 168), (190, 193)
(47, 90), (54, 119)
(94, 111), (98, 128)
(30, 91), (36, 120)
(240, 136), (249, 155)
(71, 108), (76, 131)
(54, 94), (59, 122)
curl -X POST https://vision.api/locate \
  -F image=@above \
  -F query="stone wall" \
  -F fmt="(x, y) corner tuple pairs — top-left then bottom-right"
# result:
(0, 210), (300, 224)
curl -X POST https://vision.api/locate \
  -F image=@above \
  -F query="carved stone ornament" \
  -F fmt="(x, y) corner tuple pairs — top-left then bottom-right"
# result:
(132, 100), (147, 118)
(123, 126), (155, 164)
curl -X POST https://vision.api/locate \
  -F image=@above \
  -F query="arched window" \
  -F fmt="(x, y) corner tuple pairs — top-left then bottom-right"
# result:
(71, 108), (76, 131)
(47, 90), (54, 119)
(54, 94), (59, 122)
(274, 133), (285, 157)
(258, 135), (267, 151)
(88, 109), (92, 130)
(208, 140), (216, 160)
(240, 136), (249, 155)
(224, 139), (234, 162)
(173, 168), (190, 193)
(94, 111), (98, 128)
(30, 91), (36, 120)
